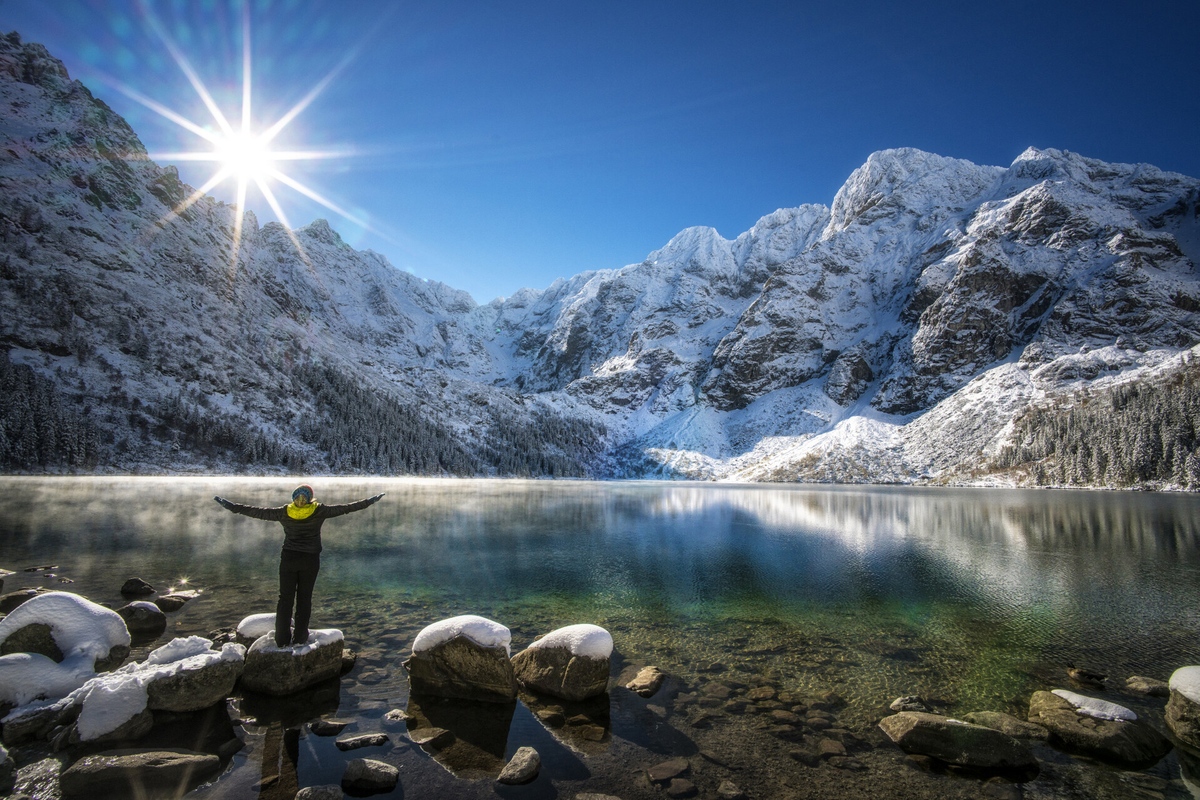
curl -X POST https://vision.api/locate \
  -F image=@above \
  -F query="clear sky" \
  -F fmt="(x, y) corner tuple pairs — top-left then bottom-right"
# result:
(3, 0), (1198, 303)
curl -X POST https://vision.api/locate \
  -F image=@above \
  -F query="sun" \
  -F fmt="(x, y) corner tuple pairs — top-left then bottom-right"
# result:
(107, 3), (367, 268)
(213, 130), (275, 184)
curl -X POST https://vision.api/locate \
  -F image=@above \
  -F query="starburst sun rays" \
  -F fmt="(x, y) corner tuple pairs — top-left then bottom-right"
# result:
(115, 4), (367, 270)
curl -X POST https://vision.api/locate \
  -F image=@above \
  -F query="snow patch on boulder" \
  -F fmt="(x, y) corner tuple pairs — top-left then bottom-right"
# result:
(236, 614), (276, 642)
(0, 591), (130, 663)
(413, 615), (510, 656)
(1051, 689), (1137, 722)
(1170, 666), (1200, 705)
(526, 624), (613, 659)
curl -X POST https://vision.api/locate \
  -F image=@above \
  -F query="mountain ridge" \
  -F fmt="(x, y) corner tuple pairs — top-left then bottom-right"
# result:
(3, 31), (1199, 489)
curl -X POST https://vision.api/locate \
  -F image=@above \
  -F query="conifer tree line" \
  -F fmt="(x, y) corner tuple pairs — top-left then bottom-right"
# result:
(0, 350), (99, 469)
(1, 348), (608, 476)
(991, 355), (1200, 489)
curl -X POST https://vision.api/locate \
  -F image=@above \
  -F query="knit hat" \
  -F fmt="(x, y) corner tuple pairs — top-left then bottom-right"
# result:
(292, 484), (314, 502)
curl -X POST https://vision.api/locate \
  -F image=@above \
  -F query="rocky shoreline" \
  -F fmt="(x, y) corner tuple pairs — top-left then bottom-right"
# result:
(2, 567), (1200, 800)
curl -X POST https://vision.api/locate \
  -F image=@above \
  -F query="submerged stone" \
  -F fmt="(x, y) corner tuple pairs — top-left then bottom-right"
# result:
(878, 711), (1038, 775)
(1028, 690), (1172, 768)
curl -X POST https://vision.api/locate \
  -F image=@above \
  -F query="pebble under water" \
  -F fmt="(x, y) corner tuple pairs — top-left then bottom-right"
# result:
(2, 477), (1200, 799)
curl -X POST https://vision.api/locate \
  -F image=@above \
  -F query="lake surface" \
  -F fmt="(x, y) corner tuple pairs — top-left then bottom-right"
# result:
(3, 477), (1200, 799)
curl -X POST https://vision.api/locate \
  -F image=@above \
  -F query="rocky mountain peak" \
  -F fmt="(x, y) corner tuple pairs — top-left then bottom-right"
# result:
(827, 148), (1004, 235)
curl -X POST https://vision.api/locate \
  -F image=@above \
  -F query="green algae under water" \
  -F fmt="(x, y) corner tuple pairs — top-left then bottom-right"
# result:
(3, 477), (1200, 799)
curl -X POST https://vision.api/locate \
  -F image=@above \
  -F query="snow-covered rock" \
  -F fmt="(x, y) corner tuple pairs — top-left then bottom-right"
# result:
(511, 624), (612, 701)
(1166, 666), (1200, 749)
(0, 591), (130, 671)
(239, 630), (344, 696)
(1050, 688), (1137, 721)
(404, 616), (517, 702)
(1028, 690), (1172, 767)
(412, 615), (511, 656)
(235, 613), (277, 646)
(2, 635), (244, 745)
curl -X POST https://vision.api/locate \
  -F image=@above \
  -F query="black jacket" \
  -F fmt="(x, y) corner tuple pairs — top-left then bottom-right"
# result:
(219, 495), (381, 554)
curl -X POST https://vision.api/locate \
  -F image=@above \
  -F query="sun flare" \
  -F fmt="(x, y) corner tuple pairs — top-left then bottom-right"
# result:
(111, 5), (368, 269)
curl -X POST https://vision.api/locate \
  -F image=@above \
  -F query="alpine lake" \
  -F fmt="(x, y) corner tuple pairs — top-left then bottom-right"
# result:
(2, 477), (1200, 800)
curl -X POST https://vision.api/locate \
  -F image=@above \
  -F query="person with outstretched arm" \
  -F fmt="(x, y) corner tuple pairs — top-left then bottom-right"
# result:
(214, 484), (384, 647)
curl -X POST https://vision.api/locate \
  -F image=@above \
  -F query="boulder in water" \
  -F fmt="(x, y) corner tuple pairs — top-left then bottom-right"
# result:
(511, 624), (612, 701)
(403, 616), (516, 703)
(878, 711), (1038, 774)
(240, 630), (344, 696)
(1028, 690), (1172, 768)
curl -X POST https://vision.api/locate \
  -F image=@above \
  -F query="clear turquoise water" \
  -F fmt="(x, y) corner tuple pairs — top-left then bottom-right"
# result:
(3, 477), (1200, 798)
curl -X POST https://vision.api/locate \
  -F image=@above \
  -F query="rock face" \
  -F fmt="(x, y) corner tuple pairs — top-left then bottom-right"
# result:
(59, 749), (220, 799)
(1166, 666), (1200, 749)
(240, 631), (344, 696)
(1028, 690), (1173, 767)
(404, 634), (518, 703)
(878, 711), (1038, 773)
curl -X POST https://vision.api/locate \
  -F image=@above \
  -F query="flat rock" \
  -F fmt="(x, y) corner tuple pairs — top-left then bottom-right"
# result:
(575, 795), (624, 800)
(716, 780), (746, 800)
(1028, 690), (1172, 767)
(117, 602), (167, 639)
(646, 757), (690, 783)
(402, 633), (517, 703)
(666, 778), (698, 798)
(512, 644), (609, 701)
(295, 787), (343, 800)
(890, 695), (931, 713)
(408, 726), (454, 749)
(625, 665), (666, 697)
(240, 632), (344, 696)
(1126, 675), (1170, 697)
(310, 718), (351, 736)
(381, 708), (411, 730)
(59, 748), (220, 799)
(497, 745), (540, 784)
(879, 711), (1038, 773)
(335, 733), (390, 751)
(962, 710), (1050, 740)
(342, 758), (399, 792)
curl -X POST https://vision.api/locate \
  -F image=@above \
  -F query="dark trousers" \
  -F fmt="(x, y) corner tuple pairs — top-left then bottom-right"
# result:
(276, 550), (320, 646)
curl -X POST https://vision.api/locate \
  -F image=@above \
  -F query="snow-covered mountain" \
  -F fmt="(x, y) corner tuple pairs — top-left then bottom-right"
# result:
(3, 32), (1199, 488)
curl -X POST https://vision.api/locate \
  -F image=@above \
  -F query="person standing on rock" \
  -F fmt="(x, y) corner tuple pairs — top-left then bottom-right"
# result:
(214, 485), (384, 647)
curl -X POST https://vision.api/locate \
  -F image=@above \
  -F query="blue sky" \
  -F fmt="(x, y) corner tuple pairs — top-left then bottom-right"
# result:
(3, 0), (1198, 303)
